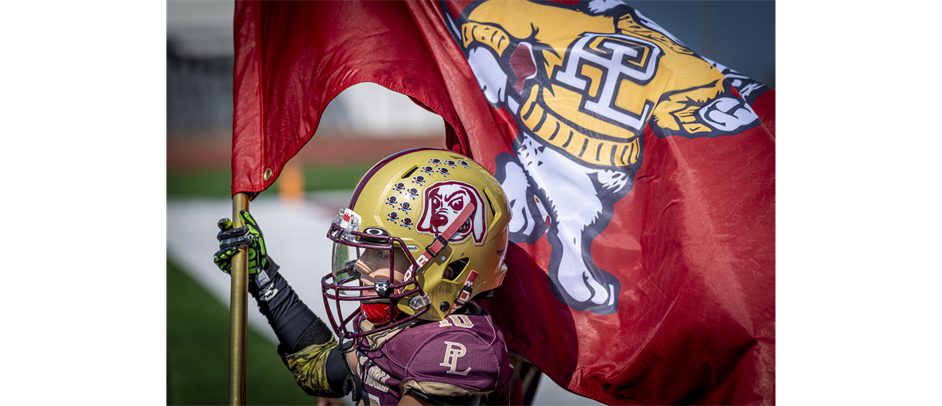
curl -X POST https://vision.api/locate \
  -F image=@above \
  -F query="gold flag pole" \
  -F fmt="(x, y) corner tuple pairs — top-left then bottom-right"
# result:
(229, 192), (249, 405)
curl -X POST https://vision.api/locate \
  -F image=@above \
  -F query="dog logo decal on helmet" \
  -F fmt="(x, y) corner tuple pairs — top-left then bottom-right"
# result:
(417, 181), (487, 244)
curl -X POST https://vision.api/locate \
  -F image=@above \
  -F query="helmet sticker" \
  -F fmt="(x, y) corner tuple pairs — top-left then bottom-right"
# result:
(332, 208), (362, 241)
(412, 175), (426, 186)
(420, 166), (436, 176)
(399, 202), (412, 213)
(386, 211), (400, 224)
(385, 196), (398, 207)
(417, 181), (487, 244)
(400, 218), (414, 230)
(438, 168), (450, 177)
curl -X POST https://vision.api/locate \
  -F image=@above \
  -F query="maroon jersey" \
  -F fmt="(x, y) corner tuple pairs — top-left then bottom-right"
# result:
(352, 312), (513, 405)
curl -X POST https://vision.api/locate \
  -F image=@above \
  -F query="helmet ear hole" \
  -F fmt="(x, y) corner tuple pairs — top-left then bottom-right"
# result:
(444, 258), (469, 281)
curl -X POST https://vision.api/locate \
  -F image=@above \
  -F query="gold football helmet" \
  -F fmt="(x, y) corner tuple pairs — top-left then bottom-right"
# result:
(322, 148), (510, 339)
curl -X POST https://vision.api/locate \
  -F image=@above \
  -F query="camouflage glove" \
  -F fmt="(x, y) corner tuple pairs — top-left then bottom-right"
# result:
(214, 210), (279, 286)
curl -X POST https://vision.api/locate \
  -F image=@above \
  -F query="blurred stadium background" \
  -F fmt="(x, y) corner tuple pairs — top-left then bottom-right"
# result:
(166, 1), (774, 404)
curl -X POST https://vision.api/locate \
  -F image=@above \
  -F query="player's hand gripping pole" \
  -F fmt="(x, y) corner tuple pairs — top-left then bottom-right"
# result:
(229, 193), (249, 405)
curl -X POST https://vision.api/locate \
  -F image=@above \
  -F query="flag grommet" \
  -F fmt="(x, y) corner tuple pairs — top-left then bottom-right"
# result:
(263, 168), (273, 181)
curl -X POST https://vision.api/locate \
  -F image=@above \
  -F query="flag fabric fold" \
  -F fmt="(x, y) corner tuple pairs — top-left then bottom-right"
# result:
(231, 0), (467, 196)
(232, 1), (774, 404)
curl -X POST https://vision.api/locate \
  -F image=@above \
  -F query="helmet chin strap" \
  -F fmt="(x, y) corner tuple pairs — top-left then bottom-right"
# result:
(411, 202), (475, 273)
(365, 203), (477, 325)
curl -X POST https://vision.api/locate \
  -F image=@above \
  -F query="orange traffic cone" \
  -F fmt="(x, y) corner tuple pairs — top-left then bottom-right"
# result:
(278, 161), (305, 202)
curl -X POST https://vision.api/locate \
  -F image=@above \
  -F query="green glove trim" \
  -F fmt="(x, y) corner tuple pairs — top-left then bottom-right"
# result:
(213, 211), (276, 284)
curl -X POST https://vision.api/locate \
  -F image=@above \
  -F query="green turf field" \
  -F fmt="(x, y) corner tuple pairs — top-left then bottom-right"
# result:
(167, 257), (333, 405)
(167, 165), (365, 404)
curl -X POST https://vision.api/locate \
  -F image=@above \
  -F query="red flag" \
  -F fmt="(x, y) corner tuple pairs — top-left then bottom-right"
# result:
(233, 1), (774, 404)
(231, 0), (469, 196)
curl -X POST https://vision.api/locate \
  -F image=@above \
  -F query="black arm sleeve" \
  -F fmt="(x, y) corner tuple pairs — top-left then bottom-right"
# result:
(250, 268), (350, 395)
(248, 268), (327, 354)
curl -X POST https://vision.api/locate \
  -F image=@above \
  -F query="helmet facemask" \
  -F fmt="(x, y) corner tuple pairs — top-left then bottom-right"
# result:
(322, 209), (429, 339)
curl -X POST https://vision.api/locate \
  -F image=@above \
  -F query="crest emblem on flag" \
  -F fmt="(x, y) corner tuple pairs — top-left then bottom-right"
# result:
(444, 0), (763, 314)
(230, 0), (775, 402)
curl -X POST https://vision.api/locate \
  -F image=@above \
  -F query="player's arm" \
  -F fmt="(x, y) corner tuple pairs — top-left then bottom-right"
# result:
(214, 211), (351, 397)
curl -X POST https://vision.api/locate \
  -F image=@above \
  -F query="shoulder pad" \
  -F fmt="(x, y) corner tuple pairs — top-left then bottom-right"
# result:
(395, 317), (509, 394)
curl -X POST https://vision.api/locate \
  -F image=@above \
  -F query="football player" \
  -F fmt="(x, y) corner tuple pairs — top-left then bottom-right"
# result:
(214, 149), (515, 405)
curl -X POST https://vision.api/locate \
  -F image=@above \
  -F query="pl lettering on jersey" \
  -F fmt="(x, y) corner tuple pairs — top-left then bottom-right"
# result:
(440, 341), (471, 375)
